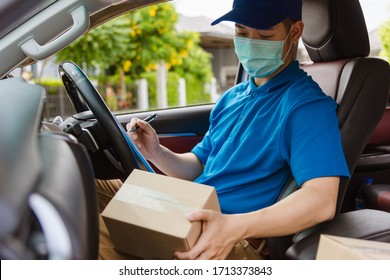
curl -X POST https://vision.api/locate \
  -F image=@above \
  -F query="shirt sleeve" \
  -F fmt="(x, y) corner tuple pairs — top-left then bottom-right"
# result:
(191, 130), (212, 164)
(280, 97), (350, 186)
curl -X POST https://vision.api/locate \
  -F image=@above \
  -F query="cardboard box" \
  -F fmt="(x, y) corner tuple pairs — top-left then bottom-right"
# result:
(316, 234), (390, 260)
(101, 169), (220, 259)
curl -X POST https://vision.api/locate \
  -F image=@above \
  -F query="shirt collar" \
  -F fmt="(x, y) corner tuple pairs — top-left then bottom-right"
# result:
(249, 60), (301, 94)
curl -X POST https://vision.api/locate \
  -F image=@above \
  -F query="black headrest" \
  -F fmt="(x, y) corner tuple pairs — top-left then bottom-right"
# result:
(302, 0), (370, 62)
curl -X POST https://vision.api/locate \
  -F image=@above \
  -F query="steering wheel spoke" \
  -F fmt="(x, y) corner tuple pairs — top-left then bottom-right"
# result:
(58, 61), (143, 177)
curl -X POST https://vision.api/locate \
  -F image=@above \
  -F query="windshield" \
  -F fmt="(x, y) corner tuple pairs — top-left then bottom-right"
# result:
(0, 0), (57, 39)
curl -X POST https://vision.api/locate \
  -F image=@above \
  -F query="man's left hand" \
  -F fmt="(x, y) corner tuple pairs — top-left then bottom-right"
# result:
(174, 210), (239, 260)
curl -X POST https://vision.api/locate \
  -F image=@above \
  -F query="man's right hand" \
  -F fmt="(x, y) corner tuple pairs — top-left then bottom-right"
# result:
(126, 117), (161, 161)
(127, 117), (204, 181)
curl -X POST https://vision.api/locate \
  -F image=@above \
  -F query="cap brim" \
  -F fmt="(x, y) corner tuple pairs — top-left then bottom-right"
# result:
(211, 6), (286, 30)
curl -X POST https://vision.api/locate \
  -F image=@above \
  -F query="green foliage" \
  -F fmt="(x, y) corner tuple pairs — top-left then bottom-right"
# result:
(54, 3), (213, 106)
(183, 73), (211, 105)
(379, 20), (390, 61)
(141, 71), (180, 108)
(96, 72), (134, 91)
(55, 17), (130, 71)
(172, 43), (213, 84)
(141, 70), (210, 108)
(35, 78), (63, 87)
(35, 78), (63, 95)
(125, 3), (179, 75)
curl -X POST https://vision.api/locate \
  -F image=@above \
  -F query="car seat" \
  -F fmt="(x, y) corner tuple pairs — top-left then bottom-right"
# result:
(267, 0), (390, 259)
(0, 77), (98, 259)
(347, 89), (390, 213)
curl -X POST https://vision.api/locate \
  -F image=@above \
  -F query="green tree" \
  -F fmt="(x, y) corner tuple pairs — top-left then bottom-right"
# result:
(379, 19), (390, 61)
(55, 3), (213, 105)
(121, 3), (212, 82)
(56, 3), (212, 82)
(55, 17), (130, 71)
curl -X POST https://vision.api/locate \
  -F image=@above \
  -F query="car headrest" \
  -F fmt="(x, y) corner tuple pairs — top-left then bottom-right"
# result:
(302, 0), (370, 62)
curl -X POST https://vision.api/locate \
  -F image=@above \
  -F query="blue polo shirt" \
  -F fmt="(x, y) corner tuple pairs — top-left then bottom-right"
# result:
(192, 61), (350, 214)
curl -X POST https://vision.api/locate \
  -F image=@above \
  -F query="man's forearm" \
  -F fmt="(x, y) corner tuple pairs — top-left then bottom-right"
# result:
(231, 177), (339, 240)
(150, 145), (204, 181)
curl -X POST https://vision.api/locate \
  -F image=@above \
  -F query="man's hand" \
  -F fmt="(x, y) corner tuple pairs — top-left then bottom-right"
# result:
(174, 210), (241, 260)
(126, 117), (161, 161)
(127, 117), (204, 181)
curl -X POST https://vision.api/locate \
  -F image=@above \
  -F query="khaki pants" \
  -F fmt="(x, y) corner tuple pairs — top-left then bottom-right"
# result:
(96, 179), (264, 260)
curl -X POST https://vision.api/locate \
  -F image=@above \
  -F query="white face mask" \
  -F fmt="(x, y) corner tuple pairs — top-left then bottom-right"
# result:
(234, 30), (293, 78)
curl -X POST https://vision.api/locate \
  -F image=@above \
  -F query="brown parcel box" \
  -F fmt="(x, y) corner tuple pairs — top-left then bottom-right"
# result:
(316, 234), (390, 260)
(101, 169), (220, 259)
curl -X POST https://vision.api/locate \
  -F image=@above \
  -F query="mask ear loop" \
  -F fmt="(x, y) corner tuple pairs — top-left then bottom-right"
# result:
(282, 27), (295, 62)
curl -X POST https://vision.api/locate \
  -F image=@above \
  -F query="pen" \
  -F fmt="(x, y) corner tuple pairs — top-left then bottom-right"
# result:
(128, 113), (158, 132)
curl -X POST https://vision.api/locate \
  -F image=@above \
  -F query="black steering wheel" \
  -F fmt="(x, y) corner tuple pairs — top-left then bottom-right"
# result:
(58, 61), (152, 177)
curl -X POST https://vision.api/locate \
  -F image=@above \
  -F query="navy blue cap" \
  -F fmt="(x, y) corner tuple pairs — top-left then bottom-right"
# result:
(211, 0), (302, 29)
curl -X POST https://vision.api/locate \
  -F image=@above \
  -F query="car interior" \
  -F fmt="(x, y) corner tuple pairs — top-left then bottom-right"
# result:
(0, 0), (390, 260)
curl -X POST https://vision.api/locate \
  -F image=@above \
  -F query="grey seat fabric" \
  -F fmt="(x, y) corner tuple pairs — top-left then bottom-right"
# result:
(268, 0), (390, 259)
(35, 132), (99, 259)
(0, 78), (44, 259)
(0, 78), (98, 259)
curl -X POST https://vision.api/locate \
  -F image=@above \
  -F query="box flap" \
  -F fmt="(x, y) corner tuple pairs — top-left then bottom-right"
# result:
(316, 234), (390, 260)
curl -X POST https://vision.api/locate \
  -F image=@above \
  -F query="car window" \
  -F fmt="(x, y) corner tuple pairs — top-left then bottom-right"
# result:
(14, 1), (236, 121)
